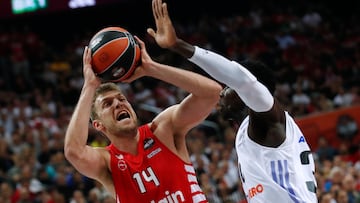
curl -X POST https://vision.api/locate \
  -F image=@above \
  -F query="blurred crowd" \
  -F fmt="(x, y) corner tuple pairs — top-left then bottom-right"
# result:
(0, 1), (360, 203)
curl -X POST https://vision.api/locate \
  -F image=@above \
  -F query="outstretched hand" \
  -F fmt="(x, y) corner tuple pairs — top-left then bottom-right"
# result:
(147, 0), (177, 49)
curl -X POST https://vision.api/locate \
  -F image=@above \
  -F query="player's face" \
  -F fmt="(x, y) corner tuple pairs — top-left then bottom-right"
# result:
(94, 90), (138, 136)
(218, 87), (247, 128)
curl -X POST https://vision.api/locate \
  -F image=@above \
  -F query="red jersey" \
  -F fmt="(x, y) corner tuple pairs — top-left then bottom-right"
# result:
(107, 124), (208, 203)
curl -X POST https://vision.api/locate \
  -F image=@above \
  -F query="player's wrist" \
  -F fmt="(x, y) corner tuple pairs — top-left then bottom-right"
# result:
(169, 38), (195, 59)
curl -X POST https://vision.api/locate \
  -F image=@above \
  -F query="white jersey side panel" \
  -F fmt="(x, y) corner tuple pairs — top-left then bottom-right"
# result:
(235, 112), (317, 203)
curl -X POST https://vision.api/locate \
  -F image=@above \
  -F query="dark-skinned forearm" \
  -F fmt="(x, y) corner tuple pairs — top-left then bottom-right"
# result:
(169, 38), (196, 59)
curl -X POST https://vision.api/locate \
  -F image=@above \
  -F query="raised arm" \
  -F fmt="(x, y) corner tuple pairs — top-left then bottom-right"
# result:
(147, 0), (273, 113)
(64, 47), (112, 190)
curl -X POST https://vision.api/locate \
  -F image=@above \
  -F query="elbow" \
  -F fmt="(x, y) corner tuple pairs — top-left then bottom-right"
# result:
(211, 82), (223, 100)
(215, 82), (223, 93)
(64, 142), (82, 163)
(241, 83), (274, 112)
(204, 82), (223, 107)
(64, 144), (75, 161)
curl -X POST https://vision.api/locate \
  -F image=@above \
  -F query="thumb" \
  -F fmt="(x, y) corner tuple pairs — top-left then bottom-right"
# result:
(147, 28), (156, 38)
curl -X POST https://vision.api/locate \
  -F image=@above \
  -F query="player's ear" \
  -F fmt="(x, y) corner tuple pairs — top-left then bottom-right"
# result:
(92, 120), (104, 131)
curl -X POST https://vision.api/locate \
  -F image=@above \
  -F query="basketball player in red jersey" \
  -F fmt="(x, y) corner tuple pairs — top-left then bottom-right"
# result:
(64, 34), (221, 202)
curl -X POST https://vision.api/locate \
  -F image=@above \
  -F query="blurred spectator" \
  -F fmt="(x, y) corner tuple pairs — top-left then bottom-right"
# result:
(275, 29), (296, 50)
(334, 189), (348, 203)
(319, 192), (336, 203)
(198, 172), (221, 203)
(0, 181), (14, 203)
(69, 189), (87, 203)
(88, 188), (101, 203)
(333, 87), (355, 108)
(9, 30), (32, 88)
(101, 195), (115, 203)
(87, 181), (111, 203)
(0, 138), (14, 180)
(133, 80), (157, 106)
(315, 93), (335, 112)
(302, 9), (322, 28)
(54, 171), (73, 202)
(153, 81), (177, 109)
(336, 114), (359, 141)
(315, 136), (338, 162)
(10, 164), (45, 203)
(48, 188), (66, 203)
(292, 86), (311, 105)
(189, 136), (210, 174)
(341, 174), (360, 203)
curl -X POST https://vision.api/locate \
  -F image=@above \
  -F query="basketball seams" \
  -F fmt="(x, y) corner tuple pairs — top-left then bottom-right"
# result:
(90, 31), (128, 53)
(120, 44), (140, 80)
(104, 38), (131, 75)
(92, 38), (128, 58)
(91, 27), (128, 39)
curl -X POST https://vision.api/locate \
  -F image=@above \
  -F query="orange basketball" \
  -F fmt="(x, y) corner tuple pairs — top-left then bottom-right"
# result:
(89, 27), (141, 82)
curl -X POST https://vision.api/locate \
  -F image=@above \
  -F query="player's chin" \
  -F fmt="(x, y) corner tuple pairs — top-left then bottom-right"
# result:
(121, 124), (139, 135)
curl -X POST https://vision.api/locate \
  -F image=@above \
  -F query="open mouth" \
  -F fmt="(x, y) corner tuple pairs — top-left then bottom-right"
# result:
(117, 112), (130, 121)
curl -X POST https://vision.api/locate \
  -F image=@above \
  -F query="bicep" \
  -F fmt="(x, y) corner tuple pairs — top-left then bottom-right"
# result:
(171, 94), (216, 134)
(153, 95), (215, 135)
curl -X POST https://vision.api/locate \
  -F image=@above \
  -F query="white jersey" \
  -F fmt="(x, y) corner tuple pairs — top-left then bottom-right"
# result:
(235, 112), (317, 203)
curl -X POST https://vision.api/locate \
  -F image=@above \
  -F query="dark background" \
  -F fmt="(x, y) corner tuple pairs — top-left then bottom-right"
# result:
(0, 0), (248, 31)
(1, 0), (358, 50)
(0, 0), (250, 49)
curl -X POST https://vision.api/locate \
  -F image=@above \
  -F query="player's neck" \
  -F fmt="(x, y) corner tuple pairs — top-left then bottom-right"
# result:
(110, 132), (140, 155)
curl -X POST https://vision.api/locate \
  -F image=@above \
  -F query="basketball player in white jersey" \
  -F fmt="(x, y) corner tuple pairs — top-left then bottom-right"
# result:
(147, 0), (318, 202)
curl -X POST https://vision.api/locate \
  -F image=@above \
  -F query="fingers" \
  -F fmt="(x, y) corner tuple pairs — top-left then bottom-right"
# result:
(157, 0), (168, 18)
(134, 36), (151, 63)
(82, 46), (100, 85)
(134, 35), (148, 59)
(134, 36), (145, 50)
(122, 36), (145, 83)
(152, 0), (159, 19)
(154, 0), (165, 18)
(83, 46), (88, 63)
(158, 0), (164, 17)
(151, 0), (156, 19)
(83, 46), (92, 66)
(162, 2), (168, 17)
